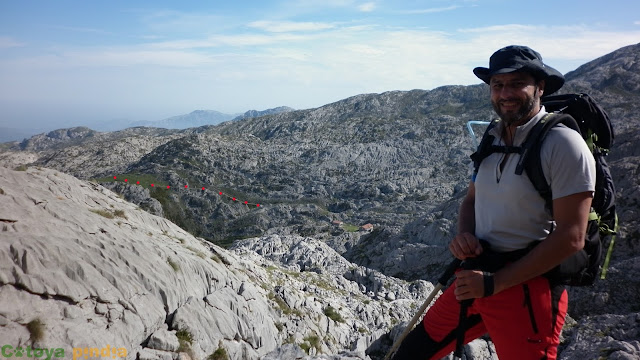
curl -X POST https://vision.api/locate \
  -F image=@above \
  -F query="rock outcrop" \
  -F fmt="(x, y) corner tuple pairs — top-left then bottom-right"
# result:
(0, 167), (434, 360)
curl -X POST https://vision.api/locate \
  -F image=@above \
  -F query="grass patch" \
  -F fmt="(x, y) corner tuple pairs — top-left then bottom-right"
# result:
(176, 329), (195, 358)
(14, 165), (28, 171)
(90, 208), (127, 220)
(167, 258), (180, 272)
(207, 342), (229, 360)
(0, 187), (4, 195)
(341, 224), (360, 232)
(299, 335), (321, 355)
(90, 209), (115, 219)
(176, 329), (193, 344)
(26, 318), (45, 343)
(268, 292), (293, 315)
(324, 306), (345, 323)
(93, 173), (160, 187)
(267, 291), (303, 317)
(186, 246), (207, 259)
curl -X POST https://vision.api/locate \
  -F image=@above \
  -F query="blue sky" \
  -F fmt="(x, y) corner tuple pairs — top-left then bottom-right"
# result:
(1, 0), (639, 133)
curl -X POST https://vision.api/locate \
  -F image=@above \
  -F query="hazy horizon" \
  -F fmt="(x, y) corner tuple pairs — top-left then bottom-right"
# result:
(2, 0), (640, 142)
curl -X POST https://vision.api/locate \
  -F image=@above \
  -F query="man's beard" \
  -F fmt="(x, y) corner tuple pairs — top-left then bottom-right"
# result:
(492, 92), (538, 126)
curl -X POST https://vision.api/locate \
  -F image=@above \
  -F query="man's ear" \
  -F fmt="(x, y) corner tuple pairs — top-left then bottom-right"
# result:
(538, 79), (546, 96)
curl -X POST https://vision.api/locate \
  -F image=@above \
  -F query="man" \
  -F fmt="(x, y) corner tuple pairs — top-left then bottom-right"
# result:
(391, 45), (595, 359)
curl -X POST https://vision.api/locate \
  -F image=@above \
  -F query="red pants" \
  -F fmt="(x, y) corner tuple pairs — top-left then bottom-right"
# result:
(423, 275), (567, 360)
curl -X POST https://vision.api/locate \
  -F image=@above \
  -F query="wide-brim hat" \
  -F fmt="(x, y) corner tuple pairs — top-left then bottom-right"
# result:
(473, 45), (565, 96)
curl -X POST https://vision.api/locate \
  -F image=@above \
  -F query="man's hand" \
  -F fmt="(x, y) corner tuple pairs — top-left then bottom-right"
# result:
(449, 232), (483, 260)
(454, 270), (486, 300)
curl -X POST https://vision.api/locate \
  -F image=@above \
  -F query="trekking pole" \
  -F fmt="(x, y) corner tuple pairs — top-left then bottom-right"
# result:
(454, 298), (472, 359)
(384, 258), (462, 360)
(454, 257), (477, 359)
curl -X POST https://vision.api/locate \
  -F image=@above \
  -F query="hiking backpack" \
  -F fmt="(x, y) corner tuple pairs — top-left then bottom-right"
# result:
(471, 93), (618, 286)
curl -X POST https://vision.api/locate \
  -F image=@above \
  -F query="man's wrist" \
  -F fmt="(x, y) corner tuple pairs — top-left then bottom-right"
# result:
(483, 272), (495, 297)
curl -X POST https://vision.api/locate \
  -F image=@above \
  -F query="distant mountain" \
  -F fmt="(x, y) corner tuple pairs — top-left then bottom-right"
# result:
(131, 110), (239, 129)
(232, 106), (295, 121)
(130, 107), (294, 129)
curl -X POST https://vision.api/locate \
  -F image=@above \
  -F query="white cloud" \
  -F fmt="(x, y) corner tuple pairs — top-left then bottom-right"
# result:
(358, 2), (377, 12)
(51, 25), (113, 35)
(248, 20), (336, 32)
(2, 14), (639, 124)
(0, 36), (25, 49)
(456, 24), (640, 63)
(458, 24), (537, 33)
(399, 6), (460, 15)
(148, 32), (309, 49)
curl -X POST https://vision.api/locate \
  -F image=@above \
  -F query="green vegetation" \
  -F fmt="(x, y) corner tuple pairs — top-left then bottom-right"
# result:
(176, 329), (193, 344)
(92, 173), (159, 187)
(14, 165), (28, 171)
(207, 342), (229, 360)
(26, 318), (45, 343)
(186, 246), (206, 259)
(113, 209), (127, 219)
(268, 291), (304, 317)
(151, 187), (202, 238)
(176, 329), (196, 358)
(324, 306), (345, 323)
(0, 187), (4, 195)
(90, 209), (115, 219)
(341, 224), (360, 232)
(268, 292), (293, 315)
(299, 335), (321, 355)
(94, 173), (201, 233)
(90, 208), (127, 220)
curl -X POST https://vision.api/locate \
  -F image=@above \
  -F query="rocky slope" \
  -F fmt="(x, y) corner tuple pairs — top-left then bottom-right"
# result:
(0, 167), (435, 360)
(1, 166), (638, 360)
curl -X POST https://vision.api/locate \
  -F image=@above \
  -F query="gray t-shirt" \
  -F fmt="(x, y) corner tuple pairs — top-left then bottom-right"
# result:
(474, 108), (596, 252)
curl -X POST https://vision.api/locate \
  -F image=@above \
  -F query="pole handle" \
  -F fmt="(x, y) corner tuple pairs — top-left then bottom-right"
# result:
(438, 258), (462, 287)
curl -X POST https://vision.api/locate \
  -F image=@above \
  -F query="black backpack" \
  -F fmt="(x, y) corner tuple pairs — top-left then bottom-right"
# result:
(471, 93), (618, 286)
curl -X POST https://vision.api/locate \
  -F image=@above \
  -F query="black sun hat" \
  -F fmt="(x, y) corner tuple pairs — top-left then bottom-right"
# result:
(473, 45), (565, 96)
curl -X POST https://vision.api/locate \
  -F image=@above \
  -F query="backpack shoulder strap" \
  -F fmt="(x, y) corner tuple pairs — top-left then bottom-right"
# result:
(519, 113), (581, 212)
(470, 119), (501, 176)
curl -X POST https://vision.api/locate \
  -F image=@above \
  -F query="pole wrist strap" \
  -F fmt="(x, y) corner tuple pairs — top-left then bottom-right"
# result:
(483, 272), (494, 297)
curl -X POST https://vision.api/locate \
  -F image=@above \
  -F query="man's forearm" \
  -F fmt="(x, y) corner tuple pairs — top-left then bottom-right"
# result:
(457, 184), (476, 235)
(493, 229), (579, 293)
(492, 191), (592, 293)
